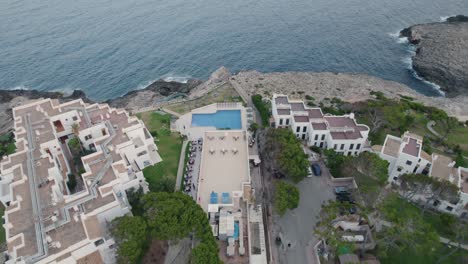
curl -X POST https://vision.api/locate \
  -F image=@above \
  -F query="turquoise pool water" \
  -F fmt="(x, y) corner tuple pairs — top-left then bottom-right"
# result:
(191, 110), (241, 129)
(233, 222), (239, 239)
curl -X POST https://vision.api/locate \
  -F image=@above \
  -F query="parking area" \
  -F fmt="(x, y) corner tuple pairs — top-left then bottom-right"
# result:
(270, 160), (335, 264)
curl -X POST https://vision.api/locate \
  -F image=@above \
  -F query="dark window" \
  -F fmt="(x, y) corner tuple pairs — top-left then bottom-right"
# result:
(406, 160), (412, 165)
(320, 142), (324, 148)
(393, 177), (398, 181)
(340, 144), (345, 150)
(302, 134), (306, 140)
(413, 166), (419, 173)
(303, 126), (307, 132)
(279, 119), (283, 125)
(72, 116), (78, 121)
(347, 151), (352, 156)
(349, 144), (354, 150)
(445, 206), (453, 211)
(285, 119), (290, 125)
(354, 151), (358, 155)
(397, 167), (403, 172)
(356, 144), (361, 150)
(314, 142), (317, 146)
(334, 144), (337, 150)
(321, 134), (325, 140)
(296, 126), (300, 132)
(314, 135), (318, 140)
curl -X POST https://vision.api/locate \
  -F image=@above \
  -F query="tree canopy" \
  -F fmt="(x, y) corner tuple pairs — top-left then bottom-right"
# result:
(142, 192), (209, 241)
(275, 181), (300, 215)
(266, 128), (309, 182)
(110, 215), (148, 264)
(252, 94), (271, 127)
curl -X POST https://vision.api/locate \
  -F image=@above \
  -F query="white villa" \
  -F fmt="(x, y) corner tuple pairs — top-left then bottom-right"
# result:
(373, 132), (468, 217)
(0, 99), (161, 263)
(271, 94), (370, 156)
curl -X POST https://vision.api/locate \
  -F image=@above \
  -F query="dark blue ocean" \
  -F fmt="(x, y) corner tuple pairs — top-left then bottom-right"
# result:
(1, 0), (467, 100)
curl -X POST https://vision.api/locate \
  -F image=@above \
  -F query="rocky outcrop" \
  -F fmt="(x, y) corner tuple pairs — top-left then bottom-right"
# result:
(400, 15), (468, 97)
(105, 79), (202, 109)
(231, 70), (468, 121)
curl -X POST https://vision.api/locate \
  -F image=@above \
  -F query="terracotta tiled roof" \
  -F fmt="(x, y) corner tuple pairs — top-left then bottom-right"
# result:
(277, 109), (291, 115)
(311, 122), (327, 130)
(294, 115), (309, 123)
(402, 138), (420, 157)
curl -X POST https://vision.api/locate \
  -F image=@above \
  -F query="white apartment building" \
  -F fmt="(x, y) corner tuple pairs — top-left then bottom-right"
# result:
(374, 132), (432, 183)
(271, 94), (370, 156)
(374, 132), (467, 217)
(0, 99), (161, 263)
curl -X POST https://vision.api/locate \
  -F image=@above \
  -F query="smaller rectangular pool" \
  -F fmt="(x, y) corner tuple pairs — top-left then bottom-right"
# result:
(191, 110), (242, 129)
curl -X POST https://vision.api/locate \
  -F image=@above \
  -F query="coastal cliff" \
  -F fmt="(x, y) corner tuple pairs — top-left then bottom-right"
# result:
(400, 15), (468, 97)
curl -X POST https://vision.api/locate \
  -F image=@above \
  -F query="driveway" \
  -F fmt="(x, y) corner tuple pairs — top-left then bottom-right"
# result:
(271, 160), (335, 264)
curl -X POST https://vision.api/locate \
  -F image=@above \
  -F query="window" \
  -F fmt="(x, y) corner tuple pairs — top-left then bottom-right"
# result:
(445, 206), (453, 211)
(347, 151), (352, 156)
(302, 134), (306, 140)
(354, 151), (358, 155)
(137, 151), (147, 157)
(393, 177), (398, 181)
(397, 167), (403, 172)
(340, 144), (345, 150)
(314, 142), (317, 146)
(296, 134), (299, 138)
(314, 135), (319, 140)
(356, 144), (361, 150)
(279, 119), (283, 125)
(303, 126), (307, 132)
(84, 134), (92, 140)
(72, 116), (78, 121)
(334, 144), (337, 150)
(321, 134), (325, 140)
(296, 126), (300, 132)
(320, 142), (324, 148)
(349, 144), (354, 150)
(406, 160), (412, 165)
(285, 119), (290, 125)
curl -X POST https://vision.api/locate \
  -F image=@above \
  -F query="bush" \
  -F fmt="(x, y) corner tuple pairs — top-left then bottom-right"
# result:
(67, 174), (77, 192)
(310, 145), (322, 154)
(252, 94), (271, 127)
(323, 149), (349, 178)
(275, 181), (300, 215)
(305, 95), (315, 101)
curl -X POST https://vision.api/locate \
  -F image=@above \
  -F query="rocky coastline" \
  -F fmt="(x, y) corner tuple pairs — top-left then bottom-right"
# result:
(400, 15), (468, 97)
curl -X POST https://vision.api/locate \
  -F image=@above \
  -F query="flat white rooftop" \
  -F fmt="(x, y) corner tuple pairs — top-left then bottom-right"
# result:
(197, 130), (250, 211)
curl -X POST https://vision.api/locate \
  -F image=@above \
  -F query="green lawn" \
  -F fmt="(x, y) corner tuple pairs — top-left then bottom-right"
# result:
(137, 112), (183, 192)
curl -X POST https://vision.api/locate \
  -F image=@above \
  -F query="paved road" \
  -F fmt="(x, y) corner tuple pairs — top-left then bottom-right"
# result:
(271, 161), (335, 264)
(175, 140), (188, 191)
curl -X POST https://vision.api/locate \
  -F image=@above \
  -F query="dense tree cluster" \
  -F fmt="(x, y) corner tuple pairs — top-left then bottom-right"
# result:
(251, 94), (271, 126)
(274, 181), (300, 215)
(111, 192), (221, 264)
(266, 128), (309, 182)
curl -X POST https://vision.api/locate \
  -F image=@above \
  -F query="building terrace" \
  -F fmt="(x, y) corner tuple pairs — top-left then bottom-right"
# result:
(0, 98), (161, 264)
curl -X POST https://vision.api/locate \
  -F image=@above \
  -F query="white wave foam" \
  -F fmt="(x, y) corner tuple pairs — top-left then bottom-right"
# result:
(161, 74), (190, 83)
(135, 79), (157, 90)
(4, 85), (31, 91)
(440, 15), (455, 22)
(387, 30), (408, 44)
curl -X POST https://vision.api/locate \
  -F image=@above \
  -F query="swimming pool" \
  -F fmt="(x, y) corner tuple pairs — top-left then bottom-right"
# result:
(191, 110), (241, 129)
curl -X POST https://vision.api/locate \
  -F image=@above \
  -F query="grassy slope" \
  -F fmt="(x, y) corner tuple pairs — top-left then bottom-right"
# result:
(0, 206), (5, 243)
(137, 112), (182, 192)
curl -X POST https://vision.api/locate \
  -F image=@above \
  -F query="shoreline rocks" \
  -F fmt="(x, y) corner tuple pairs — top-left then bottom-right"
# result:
(400, 15), (468, 97)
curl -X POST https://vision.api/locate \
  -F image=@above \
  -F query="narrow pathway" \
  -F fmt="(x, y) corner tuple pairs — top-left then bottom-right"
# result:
(162, 107), (182, 118)
(427, 120), (442, 138)
(175, 140), (188, 191)
(439, 236), (468, 250)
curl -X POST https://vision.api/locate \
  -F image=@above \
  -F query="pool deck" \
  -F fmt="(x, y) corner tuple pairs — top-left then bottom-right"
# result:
(196, 130), (251, 211)
(175, 103), (247, 140)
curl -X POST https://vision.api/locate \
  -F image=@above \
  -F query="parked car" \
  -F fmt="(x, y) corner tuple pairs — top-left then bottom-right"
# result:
(334, 186), (349, 195)
(336, 193), (355, 204)
(311, 163), (321, 176)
